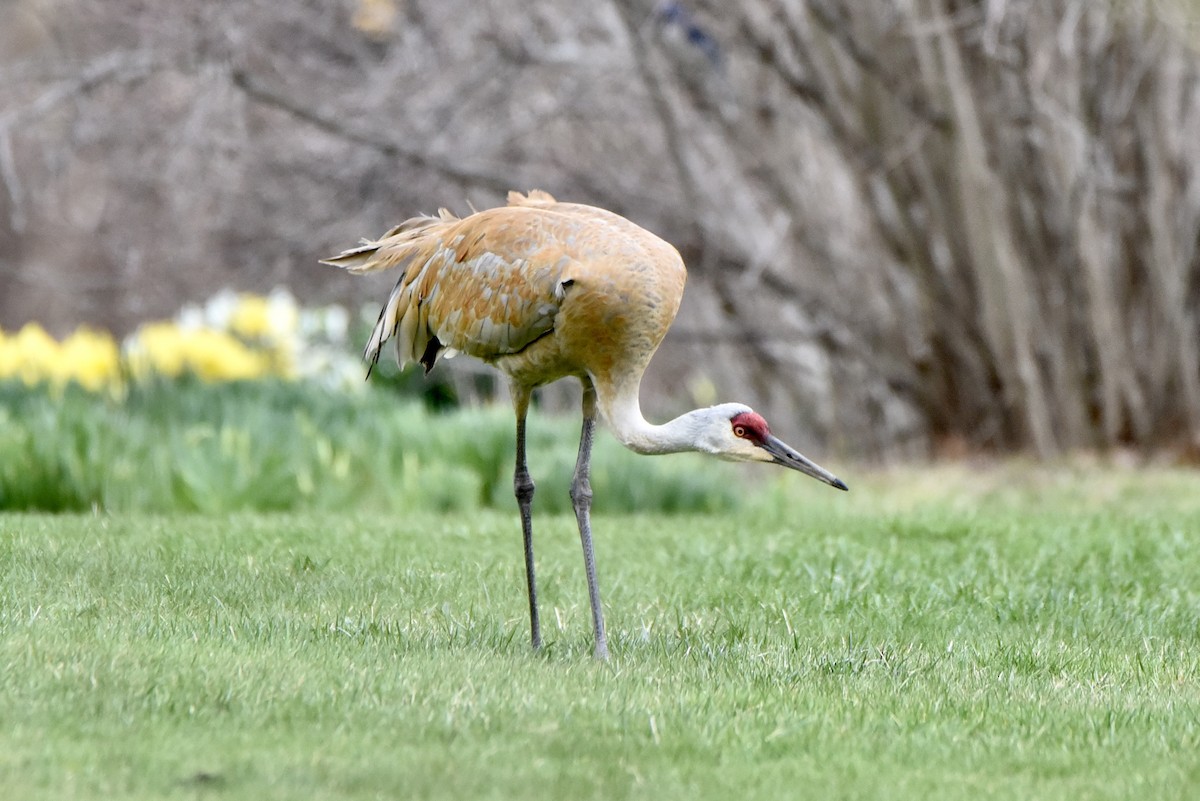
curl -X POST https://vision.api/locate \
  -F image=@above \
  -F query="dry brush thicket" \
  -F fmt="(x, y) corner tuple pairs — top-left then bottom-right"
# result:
(2, 0), (1198, 458)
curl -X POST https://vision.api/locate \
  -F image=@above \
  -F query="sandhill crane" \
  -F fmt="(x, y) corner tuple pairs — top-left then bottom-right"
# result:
(322, 190), (848, 660)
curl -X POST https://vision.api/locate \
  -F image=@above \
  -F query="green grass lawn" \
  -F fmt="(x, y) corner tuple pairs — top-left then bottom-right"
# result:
(2, 465), (1199, 800)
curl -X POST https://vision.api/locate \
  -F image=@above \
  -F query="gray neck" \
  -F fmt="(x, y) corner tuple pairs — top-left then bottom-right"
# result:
(599, 381), (708, 456)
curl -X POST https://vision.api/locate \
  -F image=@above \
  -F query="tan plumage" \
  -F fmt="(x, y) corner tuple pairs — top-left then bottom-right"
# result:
(323, 190), (847, 659)
(322, 191), (686, 416)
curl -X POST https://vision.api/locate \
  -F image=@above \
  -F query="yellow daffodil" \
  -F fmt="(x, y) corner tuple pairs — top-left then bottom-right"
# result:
(59, 327), (121, 392)
(230, 293), (272, 340)
(0, 323), (121, 392)
(182, 328), (268, 381)
(9, 323), (63, 386)
(230, 291), (299, 342)
(125, 322), (189, 379)
(2, 286), (359, 392)
(126, 323), (268, 382)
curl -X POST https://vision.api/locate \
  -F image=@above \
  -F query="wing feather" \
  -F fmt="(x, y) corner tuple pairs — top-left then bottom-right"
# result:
(396, 302), (420, 364)
(321, 198), (573, 372)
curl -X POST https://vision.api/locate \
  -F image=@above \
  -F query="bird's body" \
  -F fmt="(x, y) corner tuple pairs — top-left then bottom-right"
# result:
(327, 191), (685, 449)
(324, 191), (847, 659)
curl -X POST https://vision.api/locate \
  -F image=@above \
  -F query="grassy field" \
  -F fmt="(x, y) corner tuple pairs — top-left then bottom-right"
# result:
(2, 464), (1198, 800)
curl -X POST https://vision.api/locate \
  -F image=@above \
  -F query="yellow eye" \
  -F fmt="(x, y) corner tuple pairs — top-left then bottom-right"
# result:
(733, 425), (746, 438)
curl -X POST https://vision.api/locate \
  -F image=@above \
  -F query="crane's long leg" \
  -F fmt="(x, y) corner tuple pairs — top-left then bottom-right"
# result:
(512, 385), (541, 651)
(572, 378), (609, 660)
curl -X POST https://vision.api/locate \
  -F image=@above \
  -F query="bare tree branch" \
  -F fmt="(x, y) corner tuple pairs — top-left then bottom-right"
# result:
(0, 51), (158, 134)
(227, 67), (514, 194)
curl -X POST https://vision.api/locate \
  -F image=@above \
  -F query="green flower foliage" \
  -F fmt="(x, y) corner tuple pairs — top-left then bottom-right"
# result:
(0, 380), (741, 515)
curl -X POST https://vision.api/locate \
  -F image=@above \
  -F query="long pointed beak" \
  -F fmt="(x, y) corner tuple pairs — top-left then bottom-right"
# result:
(761, 434), (849, 491)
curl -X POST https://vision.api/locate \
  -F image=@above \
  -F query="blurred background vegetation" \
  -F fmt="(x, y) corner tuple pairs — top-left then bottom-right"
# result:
(0, 290), (741, 513)
(2, 0), (1200, 483)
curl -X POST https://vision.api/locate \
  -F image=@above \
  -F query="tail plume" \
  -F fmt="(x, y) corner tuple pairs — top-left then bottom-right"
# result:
(319, 242), (384, 273)
(319, 213), (453, 274)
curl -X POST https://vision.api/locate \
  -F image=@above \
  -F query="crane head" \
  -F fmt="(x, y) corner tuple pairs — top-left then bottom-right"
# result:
(702, 405), (848, 491)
